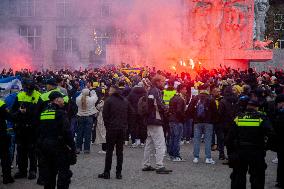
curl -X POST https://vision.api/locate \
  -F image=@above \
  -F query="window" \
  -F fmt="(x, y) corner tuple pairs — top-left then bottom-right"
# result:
(57, 0), (71, 17)
(274, 14), (284, 31)
(56, 26), (78, 53)
(101, 3), (110, 17)
(19, 26), (41, 50)
(19, 0), (36, 17)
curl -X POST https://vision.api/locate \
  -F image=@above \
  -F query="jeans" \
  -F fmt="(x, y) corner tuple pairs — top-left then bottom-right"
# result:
(169, 122), (183, 158)
(193, 123), (213, 159)
(143, 125), (166, 169)
(76, 116), (93, 151)
(70, 117), (77, 138)
(183, 119), (193, 141)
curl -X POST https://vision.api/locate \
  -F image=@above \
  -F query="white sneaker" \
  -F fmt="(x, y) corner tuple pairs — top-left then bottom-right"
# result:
(193, 158), (199, 164)
(272, 157), (278, 164)
(172, 157), (185, 162)
(98, 150), (106, 154)
(205, 158), (215, 164)
(180, 141), (185, 145)
(140, 143), (145, 148)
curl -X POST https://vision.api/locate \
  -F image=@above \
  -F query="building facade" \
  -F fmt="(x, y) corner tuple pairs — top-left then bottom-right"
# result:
(0, 0), (115, 69)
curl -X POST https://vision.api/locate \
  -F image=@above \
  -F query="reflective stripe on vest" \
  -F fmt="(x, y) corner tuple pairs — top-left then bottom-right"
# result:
(40, 110), (56, 120)
(234, 117), (263, 127)
(0, 100), (5, 108)
(40, 88), (69, 103)
(163, 90), (176, 105)
(17, 91), (41, 104)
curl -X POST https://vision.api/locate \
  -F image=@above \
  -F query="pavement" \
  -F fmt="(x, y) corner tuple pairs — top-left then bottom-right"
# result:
(1, 143), (278, 189)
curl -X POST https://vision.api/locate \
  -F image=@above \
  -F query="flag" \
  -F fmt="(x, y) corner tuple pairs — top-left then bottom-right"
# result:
(0, 76), (22, 98)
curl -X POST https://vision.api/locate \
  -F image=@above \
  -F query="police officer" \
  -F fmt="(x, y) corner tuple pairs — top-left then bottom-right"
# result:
(0, 100), (14, 184)
(36, 77), (69, 185)
(12, 79), (41, 180)
(38, 91), (76, 189)
(227, 100), (273, 189)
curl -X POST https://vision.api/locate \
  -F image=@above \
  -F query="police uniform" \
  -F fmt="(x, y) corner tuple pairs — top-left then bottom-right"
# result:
(38, 91), (76, 189)
(36, 83), (69, 185)
(12, 87), (41, 179)
(0, 100), (14, 184)
(227, 100), (273, 189)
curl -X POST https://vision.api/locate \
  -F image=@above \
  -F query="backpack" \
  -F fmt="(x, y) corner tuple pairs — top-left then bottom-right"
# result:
(137, 95), (149, 116)
(195, 97), (209, 120)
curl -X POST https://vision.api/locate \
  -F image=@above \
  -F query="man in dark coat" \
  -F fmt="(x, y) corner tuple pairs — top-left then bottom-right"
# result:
(98, 85), (132, 179)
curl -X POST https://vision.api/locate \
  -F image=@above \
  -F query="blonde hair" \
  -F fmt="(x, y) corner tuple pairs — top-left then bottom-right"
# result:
(81, 88), (90, 110)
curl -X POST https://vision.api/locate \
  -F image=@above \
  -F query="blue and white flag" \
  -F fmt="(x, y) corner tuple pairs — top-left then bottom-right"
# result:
(0, 76), (22, 98)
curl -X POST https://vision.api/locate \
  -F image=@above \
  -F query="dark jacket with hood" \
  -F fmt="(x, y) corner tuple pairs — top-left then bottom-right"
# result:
(103, 91), (132, 131)
(187, 92), (217, 124)
(168, 94), (186, 123)
(127, 86), (147, 113)
(147, 86), (167, 126)
(218, 87), (238, 129)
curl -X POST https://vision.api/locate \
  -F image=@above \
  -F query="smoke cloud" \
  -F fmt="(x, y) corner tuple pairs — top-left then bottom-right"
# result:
(0, 29), (34, 71)
(0, 0), (191, 71)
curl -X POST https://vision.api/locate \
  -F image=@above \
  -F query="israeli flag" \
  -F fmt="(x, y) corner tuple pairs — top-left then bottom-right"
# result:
(0, 76), (22, 98)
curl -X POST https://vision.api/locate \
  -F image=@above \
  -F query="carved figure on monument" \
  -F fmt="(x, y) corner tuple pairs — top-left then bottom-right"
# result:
(254, 0), (270, 41)
(223, 0), (249, 49)
(192, 0), (224, 48)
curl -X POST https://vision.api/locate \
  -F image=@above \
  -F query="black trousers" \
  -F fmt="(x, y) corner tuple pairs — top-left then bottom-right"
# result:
(17, 143), (37, 174)
(230, 149), (266, 189)
(130, 114), (147, 144)
(41, 152), (72, 189)
(0, 135), (12, 180)
(277, 151), (284, 187)
(104, 129), (125, 174)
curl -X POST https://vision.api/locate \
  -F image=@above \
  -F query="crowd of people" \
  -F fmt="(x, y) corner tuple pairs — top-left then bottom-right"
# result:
(0, 64), (283, 188)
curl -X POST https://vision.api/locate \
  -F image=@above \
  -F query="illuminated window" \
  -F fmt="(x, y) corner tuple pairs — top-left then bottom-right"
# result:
(56, 26), (78, 53)
(19, 26), (41, 50)
(274, 14), (284, 31)
(56, 0), (71, 17)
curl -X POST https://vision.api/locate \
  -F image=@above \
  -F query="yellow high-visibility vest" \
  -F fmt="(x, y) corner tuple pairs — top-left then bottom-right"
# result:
(163, 90), (176, 105)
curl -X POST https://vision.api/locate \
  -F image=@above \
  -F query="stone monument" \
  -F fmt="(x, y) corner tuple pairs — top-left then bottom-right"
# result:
(186, 0), (273, 69)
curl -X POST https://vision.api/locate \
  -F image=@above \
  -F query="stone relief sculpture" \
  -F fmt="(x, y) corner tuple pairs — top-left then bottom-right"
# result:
(254, 0), (270, 41)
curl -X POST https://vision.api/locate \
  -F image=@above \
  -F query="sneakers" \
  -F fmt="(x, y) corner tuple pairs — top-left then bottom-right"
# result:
(98, 150), (106, 154)
(272, 157), (278, 164)
(193, 158), (199, 164)
(172, 157), (185, 162)
(205, 158), (215, 165)
(142, 166), (156, 171)
(156, 167), (172, 174)
(98, 172), (110, 179)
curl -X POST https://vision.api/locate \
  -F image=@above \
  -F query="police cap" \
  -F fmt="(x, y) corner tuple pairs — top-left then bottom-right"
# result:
(49, 91), (64, 101)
